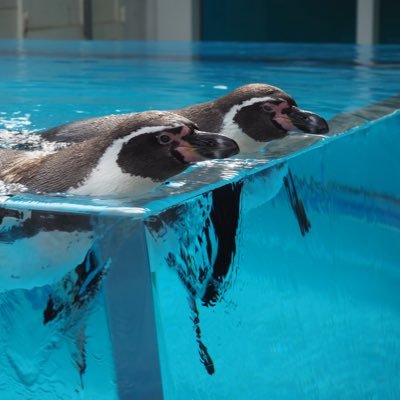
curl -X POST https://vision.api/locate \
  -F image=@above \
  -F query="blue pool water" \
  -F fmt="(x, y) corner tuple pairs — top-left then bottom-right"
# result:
(0, 41), (400, 399)
(1, 41), (400, 132)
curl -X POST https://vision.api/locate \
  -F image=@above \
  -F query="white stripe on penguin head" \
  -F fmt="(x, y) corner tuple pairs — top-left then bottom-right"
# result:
(70, 125), (179, 196)
(220, 96), (276, 153)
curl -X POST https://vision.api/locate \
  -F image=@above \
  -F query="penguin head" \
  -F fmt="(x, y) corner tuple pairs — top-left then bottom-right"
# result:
(217, 84), (329, 151)
(113, 111), (239, 182)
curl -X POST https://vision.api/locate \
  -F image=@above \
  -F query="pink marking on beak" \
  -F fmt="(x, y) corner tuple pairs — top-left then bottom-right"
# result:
(269, 102), (296, 131)
(172, 126), (205, 162)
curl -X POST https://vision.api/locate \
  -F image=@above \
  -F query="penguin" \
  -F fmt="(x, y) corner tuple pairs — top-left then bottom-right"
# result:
(176, 83), (329, 152)
(39, 84), (329, 153)
(0, 111), (239, 197)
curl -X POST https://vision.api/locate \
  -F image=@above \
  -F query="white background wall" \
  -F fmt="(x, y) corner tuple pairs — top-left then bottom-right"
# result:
(144, 0), (199, 41)
(23, 0), (83, 39)
(123, 0), (199, 41)
(0, 0), (198, 41)
(0, 0), (23, 38)
(92, 0), (125, 40)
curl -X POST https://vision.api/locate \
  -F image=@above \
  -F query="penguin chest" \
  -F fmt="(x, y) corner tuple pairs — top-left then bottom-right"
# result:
(70, 168), (157, 196)
(69, 154), (157, 196)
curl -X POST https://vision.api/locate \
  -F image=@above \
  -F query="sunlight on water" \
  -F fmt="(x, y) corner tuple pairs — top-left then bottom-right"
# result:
(0, 130), (68, 151)
(0, 113), (32, 132)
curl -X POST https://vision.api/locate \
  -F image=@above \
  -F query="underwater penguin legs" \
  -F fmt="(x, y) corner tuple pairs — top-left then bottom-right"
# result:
(284, 169), (311, 236)
(188, 296), (215, 375)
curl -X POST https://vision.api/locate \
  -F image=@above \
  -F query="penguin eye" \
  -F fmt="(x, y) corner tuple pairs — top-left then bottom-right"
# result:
(158, 134), (173, 145)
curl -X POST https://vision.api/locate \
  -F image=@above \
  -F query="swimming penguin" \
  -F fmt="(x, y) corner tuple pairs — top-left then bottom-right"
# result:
(0, 111), (239, 196)
(39, 84), (328, 153)
(175, 83), (329, 152)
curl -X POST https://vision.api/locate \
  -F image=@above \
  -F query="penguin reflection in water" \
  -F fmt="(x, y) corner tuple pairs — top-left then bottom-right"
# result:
(39, 84), (329, 374)
(0, 111), (239, 387)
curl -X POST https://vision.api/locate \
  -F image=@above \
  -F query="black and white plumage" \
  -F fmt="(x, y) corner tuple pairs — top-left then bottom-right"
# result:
(40, 84), (329, 153)
(176, 83), (329, 152)
(0, 111), (239, 196)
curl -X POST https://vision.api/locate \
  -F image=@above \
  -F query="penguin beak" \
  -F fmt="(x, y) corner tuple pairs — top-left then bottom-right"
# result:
(285, 107), (329, 135)
(173, 131), (239, 163)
